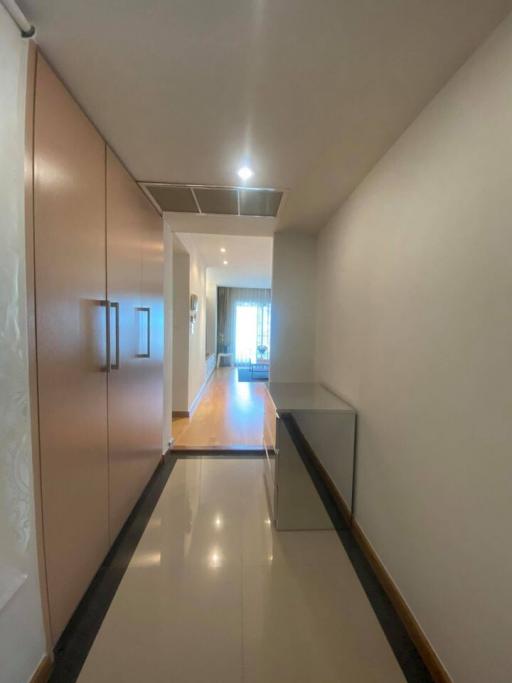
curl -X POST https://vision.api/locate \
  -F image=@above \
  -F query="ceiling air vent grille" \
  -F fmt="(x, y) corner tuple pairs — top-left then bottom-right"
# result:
(193, 187), (239, 215)
(144, 185), (199, 213)
(142, 183), (283, 217)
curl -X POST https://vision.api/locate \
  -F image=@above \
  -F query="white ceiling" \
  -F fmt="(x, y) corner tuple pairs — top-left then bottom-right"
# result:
(176, 232), (273, 289)
(22, 0), (512, 232)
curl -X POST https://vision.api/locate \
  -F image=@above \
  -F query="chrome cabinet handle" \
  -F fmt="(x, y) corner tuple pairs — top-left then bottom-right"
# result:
(110, 301), (120, 370)
(101, 300), (111, 373)
(136, 306), (151, 358)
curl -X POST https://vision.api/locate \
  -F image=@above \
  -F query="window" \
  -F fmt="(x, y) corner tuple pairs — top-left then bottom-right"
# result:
(235, 304), (258, 365)
(234, 302), (271, 365)
(217, 287), (271, 365)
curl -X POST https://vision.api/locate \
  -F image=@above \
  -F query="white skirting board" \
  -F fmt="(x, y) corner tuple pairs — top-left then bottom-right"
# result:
(188, 356), (216, 416)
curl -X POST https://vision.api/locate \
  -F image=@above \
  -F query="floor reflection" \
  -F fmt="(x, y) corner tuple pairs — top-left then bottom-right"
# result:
(77, 458), (406, 683)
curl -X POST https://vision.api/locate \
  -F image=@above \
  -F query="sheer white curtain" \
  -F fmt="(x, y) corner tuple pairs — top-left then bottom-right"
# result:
(217, 287), (271, 365)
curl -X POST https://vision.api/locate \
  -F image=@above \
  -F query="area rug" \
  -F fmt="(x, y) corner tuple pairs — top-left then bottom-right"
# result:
(237, 367), (268, 382)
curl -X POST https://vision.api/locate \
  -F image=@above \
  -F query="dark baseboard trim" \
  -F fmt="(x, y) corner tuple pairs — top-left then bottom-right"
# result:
(352, 522), (452, 683)
(172, 410), (190, 418)
(30, 655), (53, 683)
(49, 453), (178, 683)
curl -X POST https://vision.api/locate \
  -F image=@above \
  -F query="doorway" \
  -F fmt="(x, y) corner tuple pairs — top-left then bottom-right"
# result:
(169, 232), (274, 451)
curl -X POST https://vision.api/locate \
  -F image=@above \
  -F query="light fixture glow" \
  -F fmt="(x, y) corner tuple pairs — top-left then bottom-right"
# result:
(223, 260), (229, 265)
(237, 165), (253, 181)
(220, 247), (226, 253)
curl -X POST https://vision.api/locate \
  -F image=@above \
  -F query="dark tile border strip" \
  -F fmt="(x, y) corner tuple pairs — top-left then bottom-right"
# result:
(48, 450), (265, 682)
(282, 413), (434, 683)
(49, 442), (432, 683)
(173, 448), (265, 458)
(49, 452), (178, 683)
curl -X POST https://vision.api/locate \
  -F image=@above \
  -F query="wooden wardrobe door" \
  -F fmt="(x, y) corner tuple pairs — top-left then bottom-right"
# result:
(139, 198), (165, 471)
(106, 149), (161, 539)
(34, 55), (109, 643)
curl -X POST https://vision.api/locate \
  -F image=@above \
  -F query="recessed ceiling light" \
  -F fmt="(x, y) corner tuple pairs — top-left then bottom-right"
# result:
(237, 166), (253, 181)
(220, 247), (226, 253)
(223, 260), (228, 265)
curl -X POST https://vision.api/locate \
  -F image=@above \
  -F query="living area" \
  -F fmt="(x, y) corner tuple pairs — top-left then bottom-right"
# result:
(170, 230), (274, 450)
(217, 285), (271, 382)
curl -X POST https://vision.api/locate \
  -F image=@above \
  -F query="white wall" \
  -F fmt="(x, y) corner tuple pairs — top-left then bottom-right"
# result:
(171, 237), (210, 415)
(0, 8), (47, 682)
(316, 14), (512, 683)
(270, 232), (316, 383)
(205, 272), (217, 358)
(172, 249), (190, 413)
(187, 242), (207, 408)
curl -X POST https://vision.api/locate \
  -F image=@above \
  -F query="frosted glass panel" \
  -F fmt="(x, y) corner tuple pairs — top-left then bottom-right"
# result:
(0, 7), (46, 681)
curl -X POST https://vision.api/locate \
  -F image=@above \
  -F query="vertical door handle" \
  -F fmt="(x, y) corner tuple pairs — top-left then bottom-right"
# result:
(136, 307), (151, 358)
(110, 301), (120, 370)
(101, 300), (111, 372)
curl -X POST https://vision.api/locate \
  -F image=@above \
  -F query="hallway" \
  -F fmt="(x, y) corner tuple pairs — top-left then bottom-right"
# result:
(76, 457), (405, 683)
(4, 3), (512, 682)
(172, 368), (272, 450)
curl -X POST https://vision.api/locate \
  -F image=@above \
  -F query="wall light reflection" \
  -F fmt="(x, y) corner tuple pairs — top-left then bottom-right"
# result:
(208, 547), (224, 569)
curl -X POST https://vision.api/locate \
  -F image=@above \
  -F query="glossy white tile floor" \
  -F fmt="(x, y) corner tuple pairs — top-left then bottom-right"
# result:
(78, 458), (406, 683)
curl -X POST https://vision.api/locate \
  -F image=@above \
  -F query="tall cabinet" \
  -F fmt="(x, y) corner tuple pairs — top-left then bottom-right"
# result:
(106, 149), (163, 539)
(32, 55), (164, 644)
(34, 56), (110, 643)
